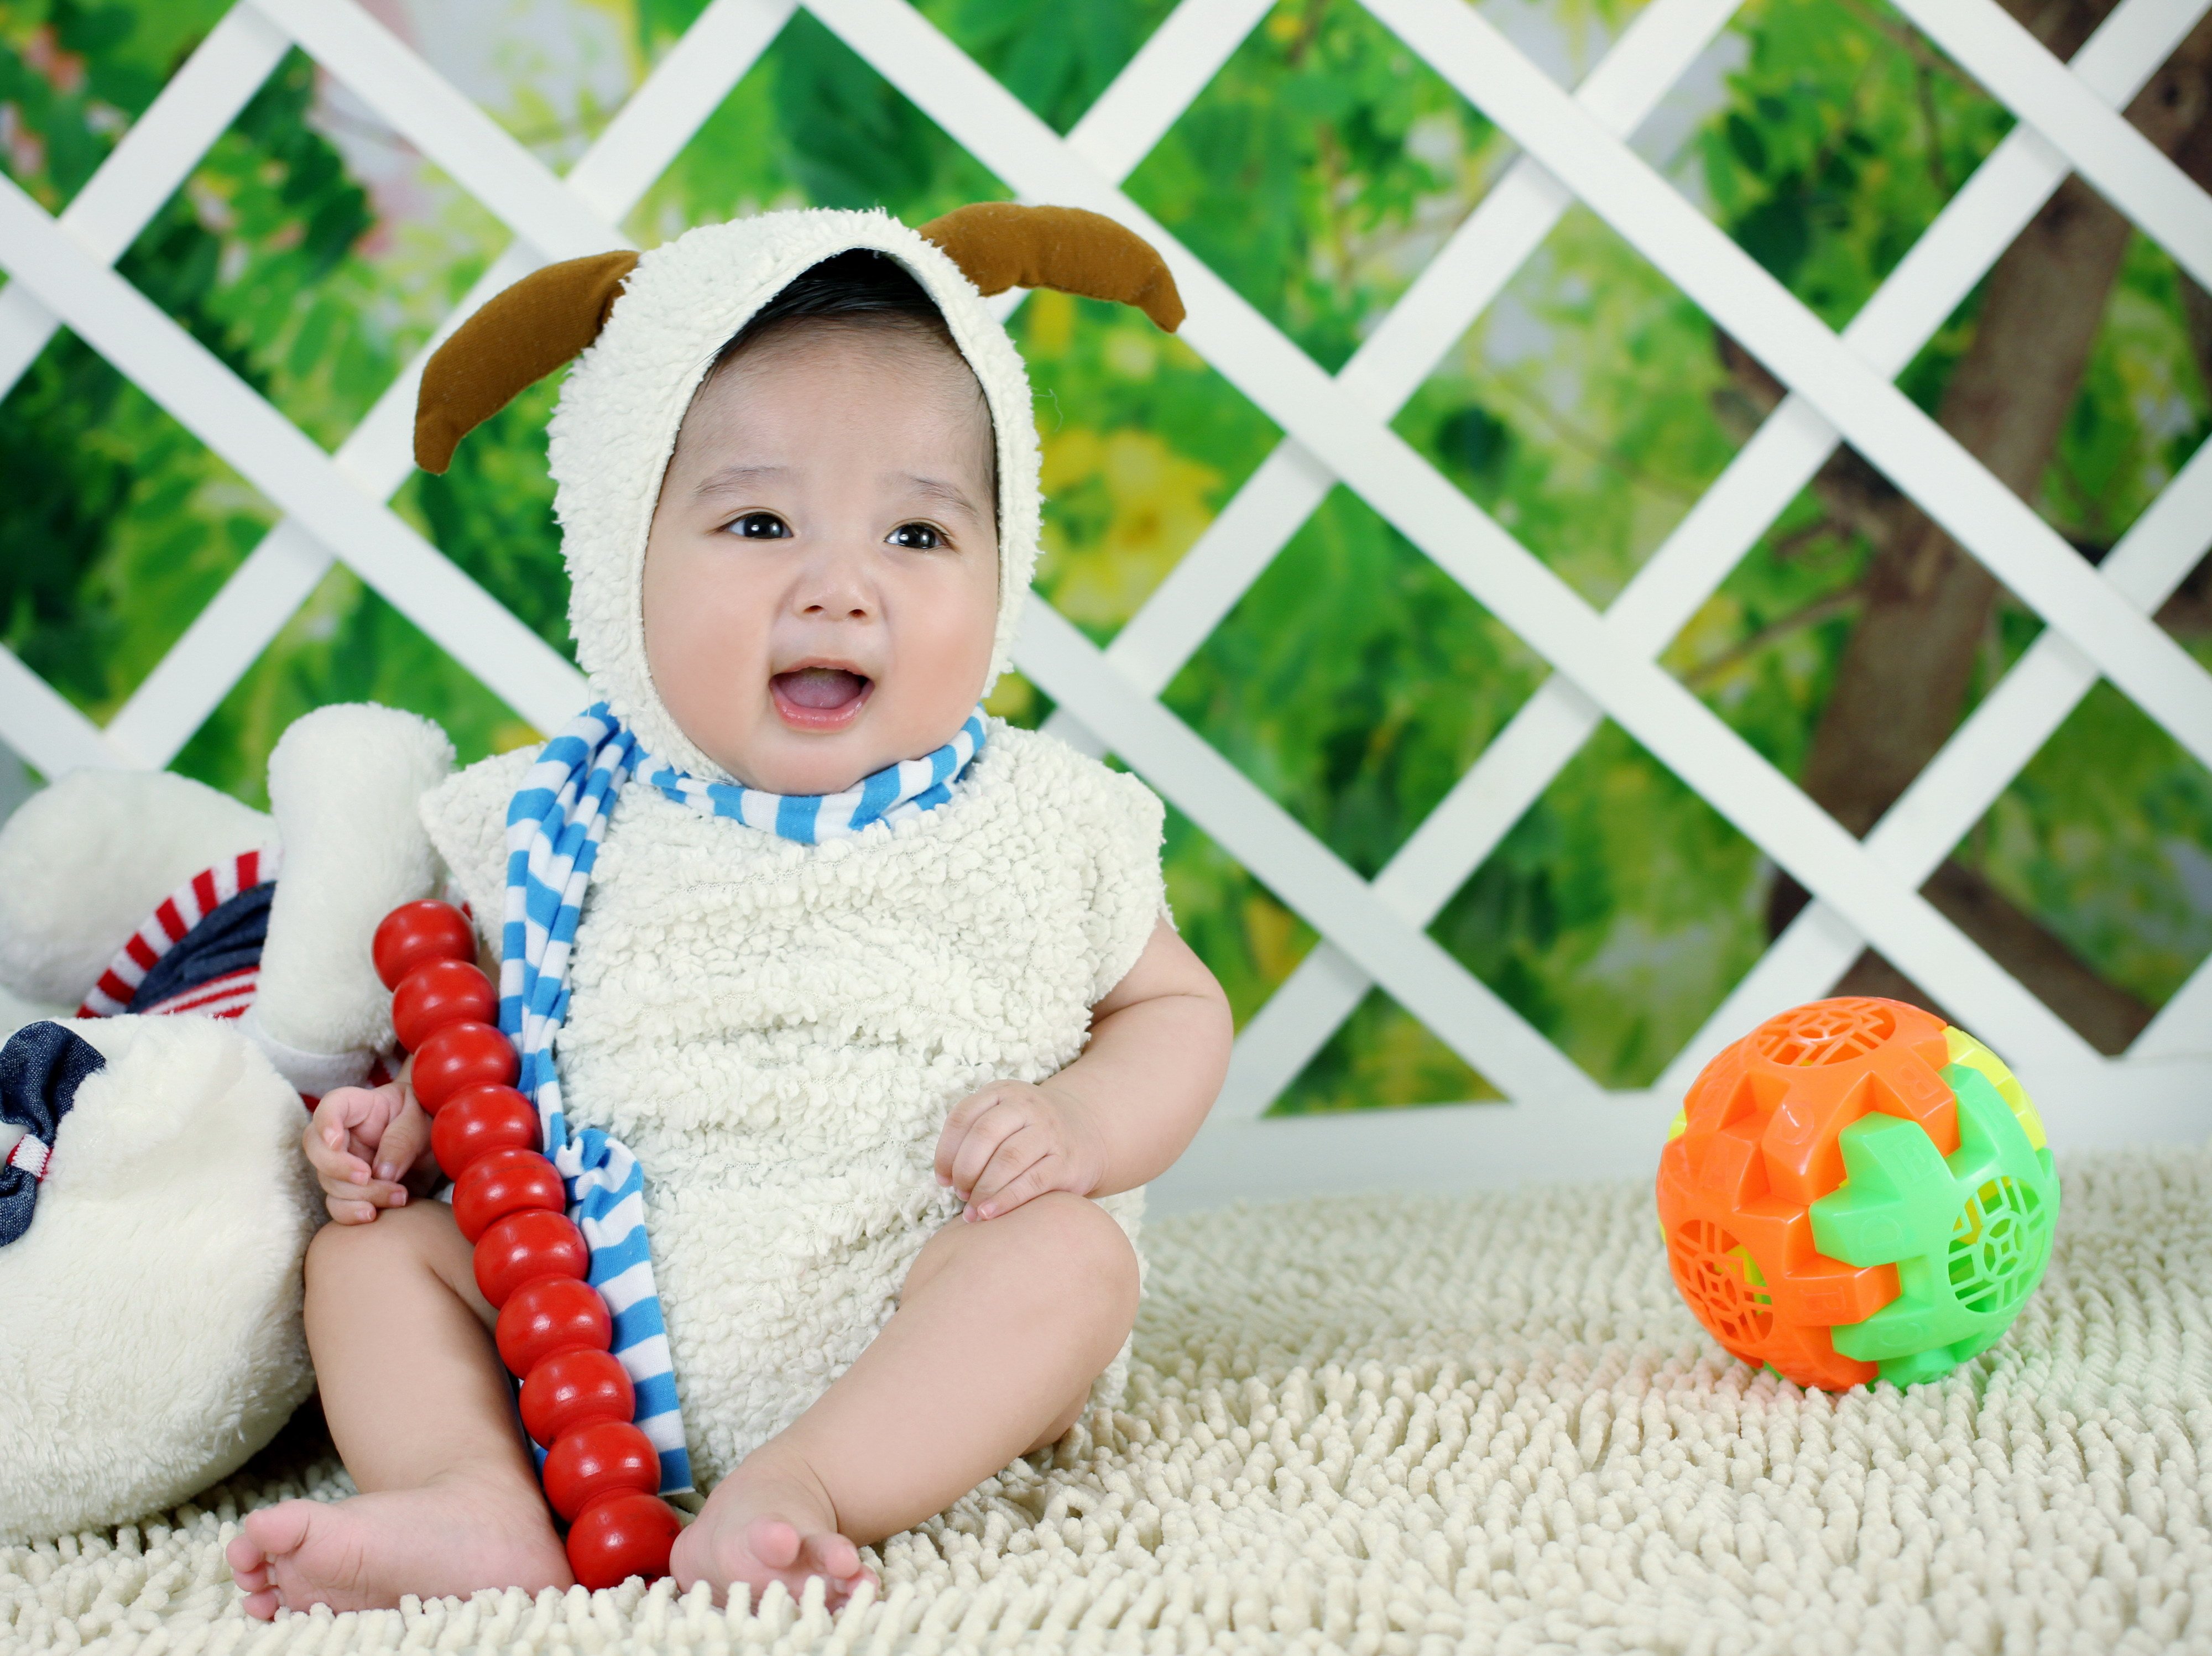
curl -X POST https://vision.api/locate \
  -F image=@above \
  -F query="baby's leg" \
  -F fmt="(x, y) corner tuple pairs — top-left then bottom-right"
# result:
(671, 1190), (1140, 1606)
(225, 1203), (571, 1618)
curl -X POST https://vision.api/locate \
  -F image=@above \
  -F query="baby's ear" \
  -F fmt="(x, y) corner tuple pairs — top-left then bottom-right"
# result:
(917, 203), (1184, 333)
(414, 249), (639, 474)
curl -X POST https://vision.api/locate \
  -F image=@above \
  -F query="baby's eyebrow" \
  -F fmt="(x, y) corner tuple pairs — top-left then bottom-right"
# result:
(692, 462), (790, 500)
(896, 472), (985, 520)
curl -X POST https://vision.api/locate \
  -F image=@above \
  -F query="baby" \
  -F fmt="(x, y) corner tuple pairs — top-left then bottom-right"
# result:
(225, 208), (1230, 1616)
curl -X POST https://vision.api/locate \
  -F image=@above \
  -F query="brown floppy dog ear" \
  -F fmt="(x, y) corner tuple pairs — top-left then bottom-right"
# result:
(414, 249), (640, 474)
(917, 203), (1184, 333)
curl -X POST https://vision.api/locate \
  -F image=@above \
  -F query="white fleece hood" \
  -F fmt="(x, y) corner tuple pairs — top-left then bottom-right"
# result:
(544, 208), (1041, 782)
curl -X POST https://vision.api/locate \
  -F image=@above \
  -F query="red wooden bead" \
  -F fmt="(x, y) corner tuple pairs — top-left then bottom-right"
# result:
(565, 1492), (681, 1590)
(473, 1209), (588, 1308)
(373, 901), (476, 991)
(411, 1020), (518, 1114)
(520, 1348), (636, 1449)
(432, 1084), (541, 1182)
(452, 1147), (564, 1244)
(542, 1420), (660, 1522)
(392, 958), (498, 1053)
(495, 1274), (611, 1376)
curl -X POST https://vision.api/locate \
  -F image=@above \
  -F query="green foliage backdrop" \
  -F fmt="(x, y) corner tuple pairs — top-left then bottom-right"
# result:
(2, 0), (2206, 1106)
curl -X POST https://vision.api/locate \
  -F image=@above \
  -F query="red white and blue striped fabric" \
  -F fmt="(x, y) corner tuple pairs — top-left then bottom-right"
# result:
(77, 847), (281, 1020)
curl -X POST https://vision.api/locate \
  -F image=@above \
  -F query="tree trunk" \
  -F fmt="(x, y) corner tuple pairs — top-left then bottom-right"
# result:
(1764, 6), (2212, 1052)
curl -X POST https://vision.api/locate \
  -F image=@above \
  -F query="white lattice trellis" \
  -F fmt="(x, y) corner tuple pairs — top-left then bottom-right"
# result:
(2, 0), (2208, 1210)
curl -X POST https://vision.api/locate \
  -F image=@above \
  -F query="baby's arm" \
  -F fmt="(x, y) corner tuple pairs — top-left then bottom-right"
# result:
(304, 1080), (437, 1224)
(933, 918), (1230, 1219)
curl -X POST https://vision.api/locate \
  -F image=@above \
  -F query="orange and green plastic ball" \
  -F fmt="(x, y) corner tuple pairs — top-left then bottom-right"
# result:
(1656, 996), (2058, 1390)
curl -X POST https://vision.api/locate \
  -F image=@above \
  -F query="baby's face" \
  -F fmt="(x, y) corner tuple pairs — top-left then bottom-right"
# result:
(640, 325), (999, 794)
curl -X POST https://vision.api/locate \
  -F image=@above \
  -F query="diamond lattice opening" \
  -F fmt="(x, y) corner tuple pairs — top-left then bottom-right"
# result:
(1271, 985), (1500, 1115)
(620, 8), (1003, 242)
(0, 326), (272, 729)
(173, 563), (536, 805)
(916, 0), (1178, 136)
(1691, 0), (2015, 334)
(1428, 720), (1771, 1089)
(2032, 238), (2210, 560)
(1944, 678), (2212, 1054)
(1155, 798), (1318, 1033)
(155, 45), (510, 448)
(1392, 203), (1750, 610)
(1121, 0), (1507, 374)
(0, 2), (235, 216)
(1021, 292), (1281, 646)
(1164, 485), (1545, 880)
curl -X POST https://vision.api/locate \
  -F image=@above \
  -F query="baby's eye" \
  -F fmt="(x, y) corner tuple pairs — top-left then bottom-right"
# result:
(887, 522), (943, 550)
(727, 510), (790, 539)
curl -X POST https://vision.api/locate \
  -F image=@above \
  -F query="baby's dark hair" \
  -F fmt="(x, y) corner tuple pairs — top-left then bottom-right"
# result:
(713, 248), (959, 363)
(708, 248), (998, 523)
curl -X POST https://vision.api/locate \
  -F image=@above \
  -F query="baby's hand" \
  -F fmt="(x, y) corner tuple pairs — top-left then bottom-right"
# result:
(933, 1081), (1105, 1221)
(303, 1081), (433, 1224)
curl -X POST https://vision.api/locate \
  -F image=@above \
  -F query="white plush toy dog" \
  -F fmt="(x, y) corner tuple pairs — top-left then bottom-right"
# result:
(0, 703), (451, 1543)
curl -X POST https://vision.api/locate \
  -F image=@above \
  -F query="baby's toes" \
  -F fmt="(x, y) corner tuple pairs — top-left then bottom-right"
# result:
(226, 1537), (273, 1594)
(745, 1516), (802, 1571)
(811, 1533), (859, 1579)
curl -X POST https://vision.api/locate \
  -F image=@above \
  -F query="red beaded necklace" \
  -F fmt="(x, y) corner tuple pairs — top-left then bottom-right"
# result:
(372, 899), (684, 1589)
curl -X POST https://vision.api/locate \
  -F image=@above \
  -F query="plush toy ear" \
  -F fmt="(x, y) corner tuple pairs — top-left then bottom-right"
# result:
(918, 203), (1185, 333)
(414, 249), (639, 474)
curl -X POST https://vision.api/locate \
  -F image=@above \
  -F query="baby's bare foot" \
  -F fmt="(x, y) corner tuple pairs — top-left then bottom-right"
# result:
(670, 1450), (876, 1611)
(225, 1474), (571, 1620)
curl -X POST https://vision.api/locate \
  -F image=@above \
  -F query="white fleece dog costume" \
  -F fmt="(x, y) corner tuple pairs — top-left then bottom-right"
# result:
(419, 206), (1173, 1491)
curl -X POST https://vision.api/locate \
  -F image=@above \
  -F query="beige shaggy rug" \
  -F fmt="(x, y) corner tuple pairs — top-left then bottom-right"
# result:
(3, 1148), (2208, 1655)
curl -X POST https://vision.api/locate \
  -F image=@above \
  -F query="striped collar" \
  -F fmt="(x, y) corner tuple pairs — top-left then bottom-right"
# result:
(635, 708), (988, 844)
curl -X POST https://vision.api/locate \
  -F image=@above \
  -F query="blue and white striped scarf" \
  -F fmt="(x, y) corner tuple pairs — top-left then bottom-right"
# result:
(503, 702), (987, 1494)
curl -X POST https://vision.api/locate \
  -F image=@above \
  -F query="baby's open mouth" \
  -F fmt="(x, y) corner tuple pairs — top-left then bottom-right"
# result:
(774, 667), (868, 708)
(770, 666), (872, 730)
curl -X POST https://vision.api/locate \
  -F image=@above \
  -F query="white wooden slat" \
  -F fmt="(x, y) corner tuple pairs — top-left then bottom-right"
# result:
(0, 649), (124, 779)
(1014, 596), (1604, 1104)
(0, 4), (289, 404)
(1055, 0), (1741, 714)
(1213, 676), (1606, 1120)
(247, 0), (628, 262)
(2135, 959), (2212, 1059)
(1656, 436), (2212, 1094)
(1154, 1052), (2212, 1211)
(1366, 0), (2212, 783)
(1216, 0), (2200, 1117)
(562, 0), (800, 217)
(807, 0), (2101, 1086)
(1889, 0), (2212, 294)
(0, 174), (588, 733)
(1064, 0), (1276, 184)
(101, 521), (333, 767)
(95, 0), (791, 769)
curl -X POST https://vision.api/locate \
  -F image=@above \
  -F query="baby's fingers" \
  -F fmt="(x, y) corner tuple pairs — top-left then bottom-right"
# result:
(304, 1116), (371, 1185)
(371, 1096), (432, 1185)
(964, 1137), (1048, 1219)
(968, 1158), (1062, 1220)
(933, 1086), (1006, 1188)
